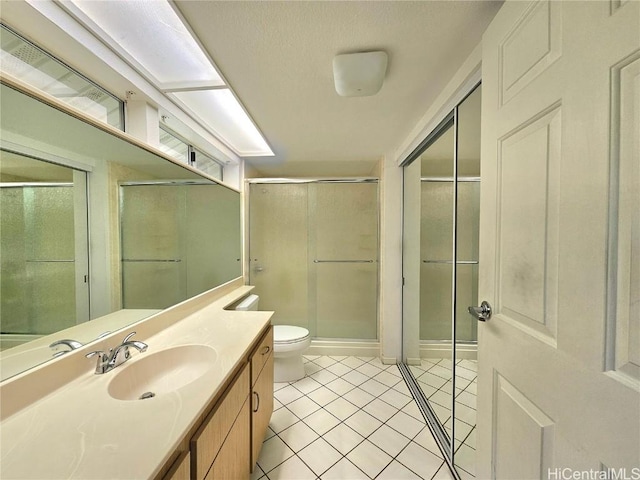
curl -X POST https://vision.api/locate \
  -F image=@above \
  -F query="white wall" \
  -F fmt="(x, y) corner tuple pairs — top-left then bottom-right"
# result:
(378, 44), (483, 363)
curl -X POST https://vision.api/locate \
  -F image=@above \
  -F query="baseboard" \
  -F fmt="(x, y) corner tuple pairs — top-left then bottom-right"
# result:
(419, 342), (477, 360)
(307, 340), (380, 358)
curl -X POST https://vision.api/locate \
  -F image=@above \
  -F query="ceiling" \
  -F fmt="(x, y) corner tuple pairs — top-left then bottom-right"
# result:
(174, 1), (502, 177)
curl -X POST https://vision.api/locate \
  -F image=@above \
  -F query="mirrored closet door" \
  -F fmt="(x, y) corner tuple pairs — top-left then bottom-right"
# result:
(399, 85), (481, 479)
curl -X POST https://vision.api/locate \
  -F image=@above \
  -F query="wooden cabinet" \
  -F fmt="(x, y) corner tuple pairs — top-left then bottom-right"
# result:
(205, 399), (250, 480)
(191, 364), (250, 480)
(158, 326), (273, 480)
(163, 451), (190, 480)
(250, 327), (274, 471)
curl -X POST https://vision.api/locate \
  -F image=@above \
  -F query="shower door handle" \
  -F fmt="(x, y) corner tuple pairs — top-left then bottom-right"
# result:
(468, 301), (492, 322)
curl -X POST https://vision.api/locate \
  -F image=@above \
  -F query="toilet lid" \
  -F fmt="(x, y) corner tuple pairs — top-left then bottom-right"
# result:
(274, 325), (310, 344)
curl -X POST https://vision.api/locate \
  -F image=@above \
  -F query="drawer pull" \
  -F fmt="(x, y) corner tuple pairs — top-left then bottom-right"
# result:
(261, 346), (270, 355)
(253, 391), (260, 413)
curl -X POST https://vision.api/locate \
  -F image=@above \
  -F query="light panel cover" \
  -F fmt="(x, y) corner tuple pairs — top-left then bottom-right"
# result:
(174, 89), (273, 156)
(67, 0), (224, 87)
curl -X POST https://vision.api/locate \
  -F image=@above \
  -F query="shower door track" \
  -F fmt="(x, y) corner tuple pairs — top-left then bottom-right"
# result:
(313, 259), (374, 263)
(0, 182), (74, 188)
(119, 180), (213, 186)
(422, 260), (478, 264)
(420, 177), (480, 183)
(121, 259), (182, 262)
(246, 178), (378, 184)
(398, 363), (461, 480)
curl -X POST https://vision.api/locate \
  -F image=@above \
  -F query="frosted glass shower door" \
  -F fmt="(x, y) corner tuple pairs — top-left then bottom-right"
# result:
(311, 182), (378, 340)
(249, 181), (378, 340)
(248, 183), (309, 329)
(0, 178), (88, 336)
(120, 185), (186, 309)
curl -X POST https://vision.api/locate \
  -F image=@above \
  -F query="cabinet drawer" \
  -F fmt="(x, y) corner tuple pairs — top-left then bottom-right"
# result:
(191, 364), (249, 480)
(251, 327), (273, 386)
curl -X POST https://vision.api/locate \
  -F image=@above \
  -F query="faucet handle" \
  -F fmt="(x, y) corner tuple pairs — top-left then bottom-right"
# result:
(86, 350), (109, 374)
(122, 331), (137, 343)
(50, 339), (83, 350)
(85, 350), (107, 360)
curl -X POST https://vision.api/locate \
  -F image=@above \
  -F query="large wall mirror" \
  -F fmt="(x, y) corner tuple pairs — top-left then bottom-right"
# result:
(400, 84), (481, 477)
(0, 79), (242, 381)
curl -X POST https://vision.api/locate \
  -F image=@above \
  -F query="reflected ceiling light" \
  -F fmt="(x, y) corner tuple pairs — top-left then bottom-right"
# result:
(333, 51), (388, 97)
(64, 0), (273, 157)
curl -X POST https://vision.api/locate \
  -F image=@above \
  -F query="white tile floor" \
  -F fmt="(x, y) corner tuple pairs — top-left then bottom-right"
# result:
(253, 355), (456, 480)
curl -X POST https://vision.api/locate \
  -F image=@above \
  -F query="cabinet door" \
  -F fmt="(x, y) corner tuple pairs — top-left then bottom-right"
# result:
(251, 352), (273, 470)
(191, 365), (249, 480)
(163, 451), (190, 480)
(205, 398), (250, 480)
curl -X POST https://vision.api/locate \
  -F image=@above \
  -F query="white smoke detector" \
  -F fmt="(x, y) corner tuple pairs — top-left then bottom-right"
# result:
(332, 51), (388, 97)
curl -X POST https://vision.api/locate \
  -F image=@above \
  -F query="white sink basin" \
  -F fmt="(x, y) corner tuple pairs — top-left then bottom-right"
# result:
(107, 345), (217, 401)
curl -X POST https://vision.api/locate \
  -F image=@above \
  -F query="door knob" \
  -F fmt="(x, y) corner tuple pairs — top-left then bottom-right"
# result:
(468, 301), (492, 322)
(254, 266), (264, 273)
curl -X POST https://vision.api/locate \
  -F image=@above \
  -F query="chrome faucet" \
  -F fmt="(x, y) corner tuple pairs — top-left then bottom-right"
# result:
(85, 331), (148, 374)
(50, 339), (83, 350)
(49, 339), (83, 357)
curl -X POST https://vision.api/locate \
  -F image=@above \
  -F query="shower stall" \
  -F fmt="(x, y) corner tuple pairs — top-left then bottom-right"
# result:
(247, 180), (379, 350)
(401, 85), (481, 478)
(0, 170), (89, 348)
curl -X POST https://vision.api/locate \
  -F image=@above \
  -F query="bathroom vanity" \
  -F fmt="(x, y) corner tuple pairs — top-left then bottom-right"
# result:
(162, 323), (274, 480)
(0, 282), (273, 479)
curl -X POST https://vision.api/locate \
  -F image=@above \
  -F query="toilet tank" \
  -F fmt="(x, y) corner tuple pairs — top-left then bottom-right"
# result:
(235, 294), (259, 311)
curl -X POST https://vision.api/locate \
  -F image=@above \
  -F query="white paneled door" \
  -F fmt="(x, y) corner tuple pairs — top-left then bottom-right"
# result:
(477, 1), (639, 479)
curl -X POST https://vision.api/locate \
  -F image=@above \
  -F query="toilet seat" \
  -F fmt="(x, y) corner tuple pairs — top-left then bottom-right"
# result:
(273, 325), (311, 361)
(274, 325), (309, 345)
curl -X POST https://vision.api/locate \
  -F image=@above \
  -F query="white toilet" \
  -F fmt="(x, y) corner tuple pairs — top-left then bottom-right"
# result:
(235, 295), (311, 383)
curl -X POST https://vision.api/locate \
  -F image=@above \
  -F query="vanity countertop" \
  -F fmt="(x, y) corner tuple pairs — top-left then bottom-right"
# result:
(0, 285), (272, 479)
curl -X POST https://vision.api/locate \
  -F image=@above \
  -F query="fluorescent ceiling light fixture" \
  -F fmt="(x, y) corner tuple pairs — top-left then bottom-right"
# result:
(62, 0), (273, 157)
(333, 51), (388, 97)
(173, 89), (272, 156)
(65, 0), (224, 88)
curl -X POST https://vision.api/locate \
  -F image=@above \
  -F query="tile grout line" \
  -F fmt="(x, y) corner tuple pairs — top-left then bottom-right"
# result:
(261, 355), (448, 480)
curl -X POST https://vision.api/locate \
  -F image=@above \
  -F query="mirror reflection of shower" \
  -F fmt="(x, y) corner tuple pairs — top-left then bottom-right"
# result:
(0, 152), (89, 351)
(400, 85), (481, 478)
(119, 181), (241, 310)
